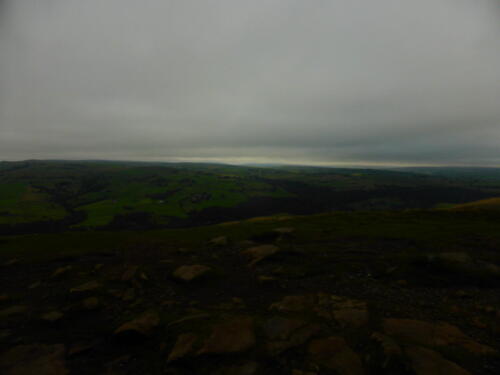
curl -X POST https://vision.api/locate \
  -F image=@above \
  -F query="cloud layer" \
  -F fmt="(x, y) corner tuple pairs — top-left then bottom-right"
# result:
(1, 0), (499, 165)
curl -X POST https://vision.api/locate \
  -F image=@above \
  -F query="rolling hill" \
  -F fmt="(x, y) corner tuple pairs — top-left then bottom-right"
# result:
(1, 160), (500, 232)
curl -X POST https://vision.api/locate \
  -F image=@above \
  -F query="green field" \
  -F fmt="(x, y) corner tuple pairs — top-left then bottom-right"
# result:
(73, 171), (292, 227)
(0, 182), (66, 224)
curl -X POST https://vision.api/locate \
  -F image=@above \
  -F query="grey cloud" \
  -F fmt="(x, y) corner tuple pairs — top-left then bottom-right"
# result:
(1, 0), (499, 166)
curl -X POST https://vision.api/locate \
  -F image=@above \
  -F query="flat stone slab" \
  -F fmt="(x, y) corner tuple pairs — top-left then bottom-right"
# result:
(173, 264), (211, 282)
(198, 316), (256, 355)
(406, 346), (471, 375)
(242, 245), (280, 267)
(70, 281), (101, 293)
(308, 336), (365, 375)
(115, 311), (160, 336)
(383, 318), (496, 355)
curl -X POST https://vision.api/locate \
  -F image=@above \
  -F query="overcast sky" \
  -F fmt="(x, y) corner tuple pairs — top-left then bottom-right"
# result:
(1, 0), (499, 166)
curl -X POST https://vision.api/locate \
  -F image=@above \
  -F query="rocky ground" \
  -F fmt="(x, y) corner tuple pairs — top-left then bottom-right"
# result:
(0, 214), (499, 375)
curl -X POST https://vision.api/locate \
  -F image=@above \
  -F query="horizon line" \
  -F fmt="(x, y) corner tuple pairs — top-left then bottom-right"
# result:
(1, 158), (500, 169)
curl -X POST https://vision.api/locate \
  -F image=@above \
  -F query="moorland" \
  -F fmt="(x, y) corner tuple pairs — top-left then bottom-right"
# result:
(1, 161), (500, 375)
(1, 160), (499, 232)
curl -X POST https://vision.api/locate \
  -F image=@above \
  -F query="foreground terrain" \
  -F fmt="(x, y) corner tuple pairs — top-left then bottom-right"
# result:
(1, 209), (499, 374)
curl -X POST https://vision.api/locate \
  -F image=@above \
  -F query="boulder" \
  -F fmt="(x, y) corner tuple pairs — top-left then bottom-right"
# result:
(423, 252), (500, 281)
(263, 317), (305, 341)
(308, 336), (364, 375)
(270, 293), (369, 328)
(405, 346), (471, 375)
(383, 318), (496, 355)
(430, 252), (471, 264)
(121, 288), (136, 302)
(68, 341), (100, 357)
(214, 298), (246, 311)
(242, 245), (280, 267)
(82, 297), (100, 310)
(42, 311), (64, 323)
(269, 295), (315, 312)
(28, 281), (41, 289)
(51, 266), (72, 279)
(209, 236), (228, 246)
(121, 265), (139, 282)
(371, 332), (403, 368)
(167, 333), (199, 362)
(70, 281), (101, 293)
(333, 308), (369, 328)
(94, 263), (104, 271)
(3, 259), (19, 266)
(173, 265), (211, 282)
(263, 317), (320, 355)
(198, 316), (255, 355)
(115, 311), (160, 336)
(258, 275), (277, 283)
(322, 295), (367, 320)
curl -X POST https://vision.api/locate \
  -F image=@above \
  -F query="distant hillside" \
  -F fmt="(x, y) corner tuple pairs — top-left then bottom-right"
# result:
(1, 160), (499, 233)
(443, 197), (500, 211)
(397, 166), (500, 186)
